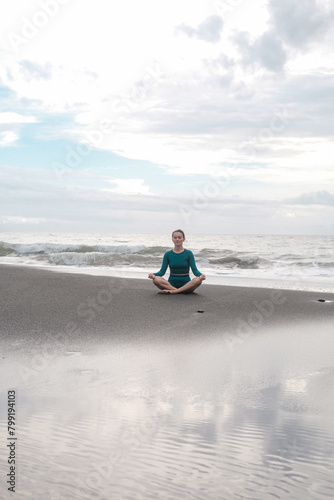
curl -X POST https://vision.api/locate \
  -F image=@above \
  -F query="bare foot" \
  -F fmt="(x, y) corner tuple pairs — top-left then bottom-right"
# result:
(158, 290), (171, 294)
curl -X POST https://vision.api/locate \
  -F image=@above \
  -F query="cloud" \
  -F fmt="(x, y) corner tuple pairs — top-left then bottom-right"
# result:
(0, 112), (37, 146)
(18, 60), (52, 80)
(1, 164), (333, 234)
(0, 112), (37, 124)
(268, 0), (334, 48)
(287, 190), (334, 206)
(234, 30), (287, 72)
(0, 164), (180, 231)
(0, 1), (333, 235)
(1, 216), (45, 225)
(233, 0), (334, 72)
(108, 178), (152, 195)
(175, 15), (223, 43)
(0, 131), (18, 145)
(204, 53), (235, 71)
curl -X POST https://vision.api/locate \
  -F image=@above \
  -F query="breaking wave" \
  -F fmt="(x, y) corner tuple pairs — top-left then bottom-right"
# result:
(1, 240), (333, 276)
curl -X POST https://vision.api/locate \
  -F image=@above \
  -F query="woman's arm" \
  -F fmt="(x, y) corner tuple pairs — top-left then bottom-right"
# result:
(188, 250), (202, 277)
(150, 252), (169, 277)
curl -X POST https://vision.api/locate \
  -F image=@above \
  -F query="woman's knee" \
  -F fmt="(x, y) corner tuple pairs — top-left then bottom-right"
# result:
(190, 277), (201, 289)
(153, 276), (165, 286)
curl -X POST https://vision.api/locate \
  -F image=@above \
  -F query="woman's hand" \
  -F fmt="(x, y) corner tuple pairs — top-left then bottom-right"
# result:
(199, 274), (206, 281)
(148, 273), (155, 279)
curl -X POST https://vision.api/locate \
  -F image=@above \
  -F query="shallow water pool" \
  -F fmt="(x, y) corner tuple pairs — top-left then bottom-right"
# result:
(1, 321), (334, 499)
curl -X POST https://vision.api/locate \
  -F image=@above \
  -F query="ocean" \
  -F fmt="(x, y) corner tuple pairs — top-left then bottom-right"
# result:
(0, 232), (333, 292)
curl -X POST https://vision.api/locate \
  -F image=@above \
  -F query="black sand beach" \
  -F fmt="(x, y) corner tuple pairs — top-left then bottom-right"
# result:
(1, 264), (333, 346)
(1, 264), (334, 499)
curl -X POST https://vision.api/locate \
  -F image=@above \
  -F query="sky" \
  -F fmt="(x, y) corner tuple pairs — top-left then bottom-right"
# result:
(0, 0), (334, 235)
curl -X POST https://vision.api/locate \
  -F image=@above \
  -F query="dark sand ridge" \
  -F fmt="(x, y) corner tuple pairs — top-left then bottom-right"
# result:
(1, 264), (333, 352)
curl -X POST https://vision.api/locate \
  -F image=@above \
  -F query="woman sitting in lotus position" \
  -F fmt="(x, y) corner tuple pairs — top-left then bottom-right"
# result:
(148, 229), (206, 294)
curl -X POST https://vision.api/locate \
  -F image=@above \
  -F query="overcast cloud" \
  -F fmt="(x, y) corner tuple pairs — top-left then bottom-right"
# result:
(268, 0), (334, 48)
(0, 0), (333, 234)
(175, 15), (224, 43)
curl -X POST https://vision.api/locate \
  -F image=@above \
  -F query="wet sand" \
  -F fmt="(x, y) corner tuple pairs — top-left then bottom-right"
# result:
(1, 265), (334, 499)
(1, 264), (333, 346)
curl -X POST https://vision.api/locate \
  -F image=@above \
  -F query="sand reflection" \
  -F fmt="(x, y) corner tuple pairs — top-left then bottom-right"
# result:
(1, 321), (334, 499)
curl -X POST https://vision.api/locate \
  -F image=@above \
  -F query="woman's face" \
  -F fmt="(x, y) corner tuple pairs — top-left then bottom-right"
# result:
(172, 232), (185, 246)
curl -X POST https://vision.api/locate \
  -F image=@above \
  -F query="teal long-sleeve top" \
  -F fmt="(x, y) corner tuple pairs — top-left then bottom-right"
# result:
(154, 249), (202, 277)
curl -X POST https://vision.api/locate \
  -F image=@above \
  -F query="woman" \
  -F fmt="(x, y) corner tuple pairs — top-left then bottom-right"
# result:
(148, 229), (206, 294)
